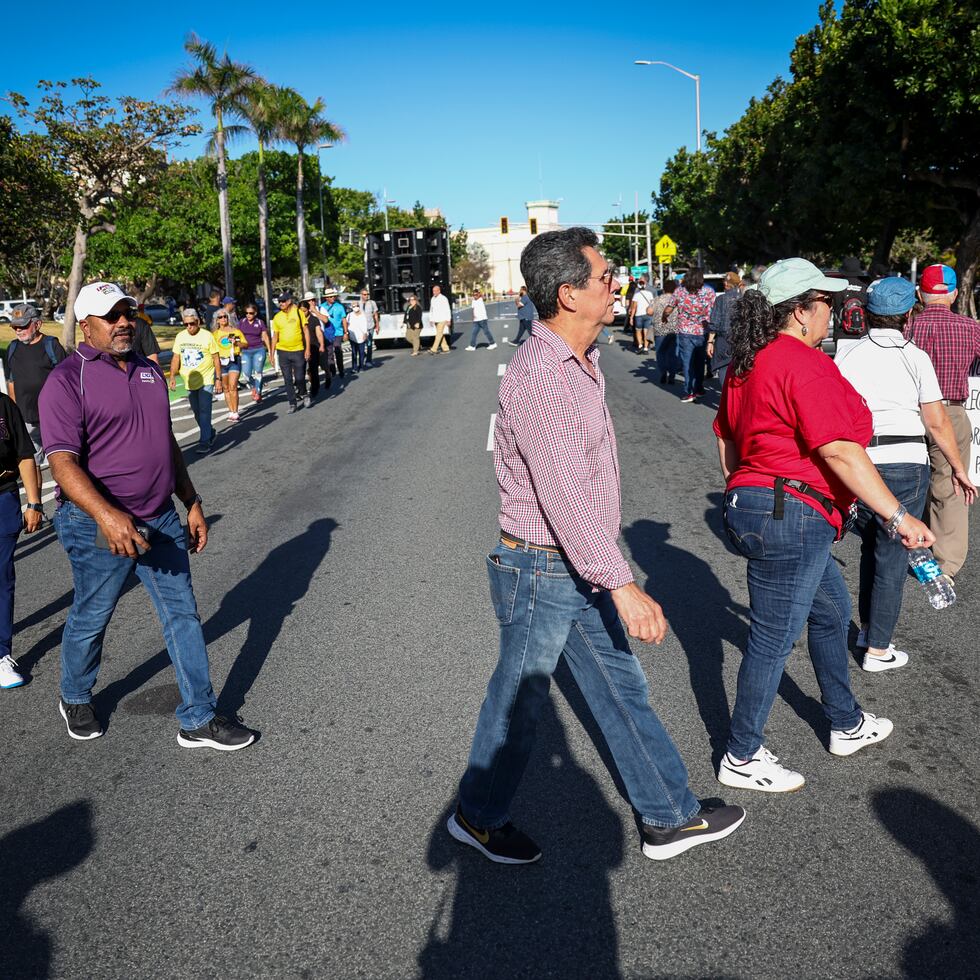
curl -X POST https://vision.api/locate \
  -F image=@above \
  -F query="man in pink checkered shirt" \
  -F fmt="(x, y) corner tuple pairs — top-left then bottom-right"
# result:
(906, 263), (980, 580)
(447, 228), (745, 866)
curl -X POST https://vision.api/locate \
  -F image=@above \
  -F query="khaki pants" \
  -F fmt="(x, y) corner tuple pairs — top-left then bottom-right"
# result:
(406, 326), (422, 354)
(430, 321), (451, 352)
(925, 403), (972, 578)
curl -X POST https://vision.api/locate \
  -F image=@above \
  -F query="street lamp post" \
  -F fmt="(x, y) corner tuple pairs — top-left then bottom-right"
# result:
(382, 188), (397, 231)
(317, 143), (334, 284)
(634, 60), (701, 153)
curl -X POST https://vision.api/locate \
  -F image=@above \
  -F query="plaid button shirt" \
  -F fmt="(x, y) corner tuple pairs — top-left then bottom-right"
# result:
(495, 322), (633, 589)
(905, 306), (980, 402)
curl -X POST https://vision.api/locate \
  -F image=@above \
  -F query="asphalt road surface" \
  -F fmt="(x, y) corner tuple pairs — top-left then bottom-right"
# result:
(4, 319), (979, 980)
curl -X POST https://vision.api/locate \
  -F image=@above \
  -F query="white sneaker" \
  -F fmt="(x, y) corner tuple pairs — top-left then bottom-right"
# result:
(488, 343), (497, 350)
(0, 655), (24, 689)
(862, 644), (909, 672)
(717, 746), (805, 793)
(465, 346), (477, 351)
(829, 711), (894, 756)
(855, 629), (868, 648)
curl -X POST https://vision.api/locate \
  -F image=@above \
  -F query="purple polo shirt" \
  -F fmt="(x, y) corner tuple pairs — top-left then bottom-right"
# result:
(39, 343), (175, 519)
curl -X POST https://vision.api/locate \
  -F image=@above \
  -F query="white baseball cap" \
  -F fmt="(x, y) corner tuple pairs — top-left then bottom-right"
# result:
(74, 281), (137, 321)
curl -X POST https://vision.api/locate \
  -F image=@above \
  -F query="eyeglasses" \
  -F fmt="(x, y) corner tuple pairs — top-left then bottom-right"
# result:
(245, 310), (257, 315)
(102, 307), (136, 324)
(809, 295), (833, 308)
(13, 323), (38, 330)
(216, 314), (229, 320)
(587, 268), (617, 287)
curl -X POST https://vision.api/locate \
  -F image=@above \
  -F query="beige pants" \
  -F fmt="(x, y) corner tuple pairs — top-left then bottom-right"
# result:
(925, 403), (972, 577)
(430, 321), (451, 352)
(406, 326), (422, 353)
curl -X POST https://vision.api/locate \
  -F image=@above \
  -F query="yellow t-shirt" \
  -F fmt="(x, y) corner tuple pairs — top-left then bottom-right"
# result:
(272, 307), (308, 352)
(172, 328), (220, 390)
(213, 327), (248, 363)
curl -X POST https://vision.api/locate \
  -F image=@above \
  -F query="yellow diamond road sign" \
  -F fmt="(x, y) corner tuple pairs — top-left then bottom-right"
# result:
(655, 234), (678, 261)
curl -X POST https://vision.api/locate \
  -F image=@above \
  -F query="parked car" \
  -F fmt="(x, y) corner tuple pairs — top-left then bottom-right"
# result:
(143, 303), (179, 325)
(53, 306), (66, 322)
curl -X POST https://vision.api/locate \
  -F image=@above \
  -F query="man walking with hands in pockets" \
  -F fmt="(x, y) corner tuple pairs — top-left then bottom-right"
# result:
(448, 228), (745, 865)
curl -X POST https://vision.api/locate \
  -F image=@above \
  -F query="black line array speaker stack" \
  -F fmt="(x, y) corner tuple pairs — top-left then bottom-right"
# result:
(365, 227), (452, 313)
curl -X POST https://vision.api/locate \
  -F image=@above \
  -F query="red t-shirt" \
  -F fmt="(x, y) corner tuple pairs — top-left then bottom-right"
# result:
(713, 334), (872, 530)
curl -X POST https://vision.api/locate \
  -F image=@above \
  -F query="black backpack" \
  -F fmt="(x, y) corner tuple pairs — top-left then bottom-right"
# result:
(829, 275), (870, 341)
(7, 334), (62, 370)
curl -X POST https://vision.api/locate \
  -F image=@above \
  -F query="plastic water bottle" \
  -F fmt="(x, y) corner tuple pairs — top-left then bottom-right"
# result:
(907, 548), (956, 609)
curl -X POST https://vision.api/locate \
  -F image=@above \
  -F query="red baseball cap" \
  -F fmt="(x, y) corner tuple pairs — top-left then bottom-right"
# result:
(919, 264), (957, 295)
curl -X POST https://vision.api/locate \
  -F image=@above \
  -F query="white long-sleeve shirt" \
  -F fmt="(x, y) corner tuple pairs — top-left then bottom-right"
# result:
(472, 298), (488, 321)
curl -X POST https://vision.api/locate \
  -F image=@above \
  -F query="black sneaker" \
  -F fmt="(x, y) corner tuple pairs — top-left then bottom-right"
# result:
(177, 714), (255, 752)
(447, 806), (541, 864)
(59, 699), (103, 740)
(641, 803), (746, 861)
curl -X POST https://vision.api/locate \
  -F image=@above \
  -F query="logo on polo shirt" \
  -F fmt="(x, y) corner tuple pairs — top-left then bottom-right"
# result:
(139, 370), (156, 383)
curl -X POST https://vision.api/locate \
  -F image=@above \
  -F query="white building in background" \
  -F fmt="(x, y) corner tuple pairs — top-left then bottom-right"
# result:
(466, 200), (562, 294)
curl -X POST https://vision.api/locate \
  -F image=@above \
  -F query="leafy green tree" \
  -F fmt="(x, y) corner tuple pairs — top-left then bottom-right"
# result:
(453, 242), (491, 293)
(170, 34), (256, 298)
(273, 88), (344, 294)
(0, 115), (75, 307)
(602, 211), (657, 270)
(9, 78), (197, 346)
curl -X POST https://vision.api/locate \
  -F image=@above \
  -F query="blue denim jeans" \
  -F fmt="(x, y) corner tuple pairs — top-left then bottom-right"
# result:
(187, 384), (214, 446)
(677, 332), (706, 396)
(513, 319), (533, 344)
(240, 348), (267, 394)
(458, 542), (700, 830)
(469, 320), (495, 346)
(351, 340), (368, 372)
(54, 500), (217, 730)
(853, 462), (929, 649)
(723, 487), (863, 759)
(0, 491), (22, 659)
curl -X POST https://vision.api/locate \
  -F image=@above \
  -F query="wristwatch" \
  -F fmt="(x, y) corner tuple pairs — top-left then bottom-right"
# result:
(182, 493), (203, 510)
(25, 503), (43, 513)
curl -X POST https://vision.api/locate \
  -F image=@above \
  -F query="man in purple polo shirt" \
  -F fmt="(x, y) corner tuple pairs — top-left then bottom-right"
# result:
(39, 281), (255, 751)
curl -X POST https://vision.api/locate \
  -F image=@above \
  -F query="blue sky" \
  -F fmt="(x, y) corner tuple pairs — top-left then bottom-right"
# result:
(4, 0), (825, 231)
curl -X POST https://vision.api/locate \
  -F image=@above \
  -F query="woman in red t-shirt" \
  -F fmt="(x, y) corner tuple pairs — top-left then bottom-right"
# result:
(712, 258), (932, 795)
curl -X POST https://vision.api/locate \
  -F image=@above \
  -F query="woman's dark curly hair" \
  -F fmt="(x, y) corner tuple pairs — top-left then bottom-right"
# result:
(730, 288), (826, 375)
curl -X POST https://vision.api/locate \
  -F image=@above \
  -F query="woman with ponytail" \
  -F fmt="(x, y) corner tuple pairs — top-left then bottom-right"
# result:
(713, 259), (933, 795)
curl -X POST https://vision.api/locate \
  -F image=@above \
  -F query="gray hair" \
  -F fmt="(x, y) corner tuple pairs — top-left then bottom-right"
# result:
(520, 227), (598, 320)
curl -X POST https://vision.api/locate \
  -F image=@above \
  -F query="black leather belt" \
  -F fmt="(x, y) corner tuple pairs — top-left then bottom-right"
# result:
(868, 435), (926, 447)
(773, 477), (834, 519)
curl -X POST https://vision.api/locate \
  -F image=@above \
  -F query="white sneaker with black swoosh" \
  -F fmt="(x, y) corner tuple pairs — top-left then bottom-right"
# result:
(642, 803), (746, 860)
(829, 711), (893, 756)
(717, 746), (805, 793)
(861, 644), (908, 672)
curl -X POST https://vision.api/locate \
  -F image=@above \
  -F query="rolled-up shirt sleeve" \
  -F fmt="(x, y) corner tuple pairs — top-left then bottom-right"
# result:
(509, 369), (633, 589)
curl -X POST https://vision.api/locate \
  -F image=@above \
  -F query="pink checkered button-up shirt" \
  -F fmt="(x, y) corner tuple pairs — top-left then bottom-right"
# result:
(495, 321), (633, 589)
(905, 305), (980, 402)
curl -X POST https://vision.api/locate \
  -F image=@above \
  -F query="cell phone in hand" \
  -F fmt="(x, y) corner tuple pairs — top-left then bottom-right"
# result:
(95, 523), (152, 551)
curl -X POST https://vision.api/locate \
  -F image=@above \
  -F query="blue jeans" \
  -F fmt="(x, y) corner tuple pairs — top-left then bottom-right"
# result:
(187, 384), (214, 446)
(723, 487), (863, 759)
(240, 348), (267, 394)
(853, 462), (929, 649)
(0, 491), (22, 659)
(469, 320), (495, 346)
(677, 333), (706, 396)
(458, 542), (700, 830)
(351, 340), (368, 372)
(654, 334), (680, 378)
(54, 500), (217, 730)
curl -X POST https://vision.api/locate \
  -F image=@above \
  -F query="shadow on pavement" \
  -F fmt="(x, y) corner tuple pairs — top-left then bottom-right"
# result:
(419, 695), (623, 980)
(0, 800), (94, 980)
(872, 788), (980, 980)
(94, 517), (335, 723)
(623, 518), (746, 758)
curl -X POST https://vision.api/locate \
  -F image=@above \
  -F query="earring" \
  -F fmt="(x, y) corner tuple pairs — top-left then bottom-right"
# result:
(801, 325), (808, 336)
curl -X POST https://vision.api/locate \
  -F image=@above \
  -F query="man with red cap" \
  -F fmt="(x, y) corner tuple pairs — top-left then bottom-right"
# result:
(906, 264), (980, 582)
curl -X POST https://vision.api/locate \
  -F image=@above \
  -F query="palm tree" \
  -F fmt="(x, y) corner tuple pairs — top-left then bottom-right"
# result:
(232, 80), (282, 325)
(274, 88), (344, 293)
(170, 33), (255, 296)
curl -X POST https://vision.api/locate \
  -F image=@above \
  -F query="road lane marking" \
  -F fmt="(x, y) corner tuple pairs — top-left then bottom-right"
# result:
(497, 364), (506, 376)
(486, 414), (496, 452)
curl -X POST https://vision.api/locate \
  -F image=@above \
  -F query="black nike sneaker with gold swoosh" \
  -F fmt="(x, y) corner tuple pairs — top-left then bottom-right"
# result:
(641, 803), (746, 861)
(447, 805), (541, 864)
